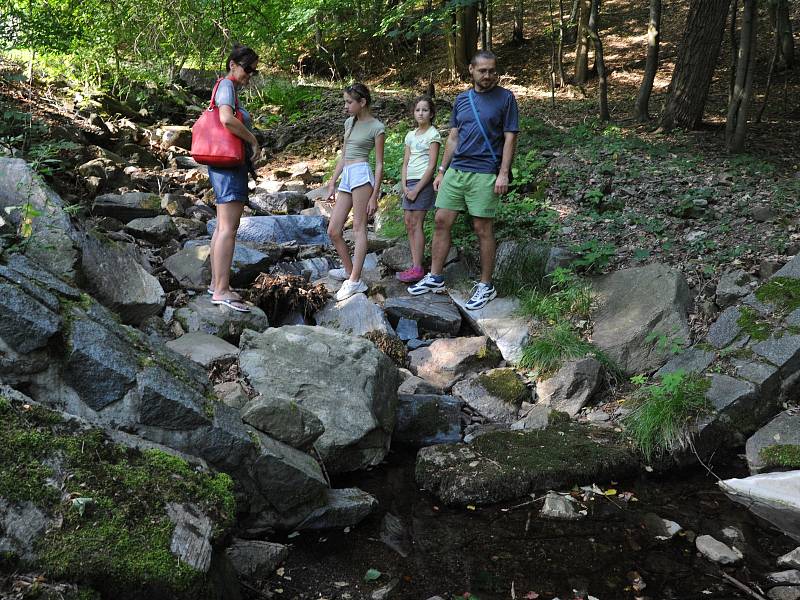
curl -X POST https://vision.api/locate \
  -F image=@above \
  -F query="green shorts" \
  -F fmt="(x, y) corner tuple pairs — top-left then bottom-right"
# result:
(435, 168), (499, 218)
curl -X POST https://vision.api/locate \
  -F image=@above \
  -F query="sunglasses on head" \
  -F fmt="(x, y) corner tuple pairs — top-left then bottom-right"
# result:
(239, 63), (258, 75)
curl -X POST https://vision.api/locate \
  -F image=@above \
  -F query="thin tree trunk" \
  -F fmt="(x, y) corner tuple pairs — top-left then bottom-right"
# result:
(479, 0), (488, 50)
(574, 0), (590, 84)
(774, 0), (794, 68)
(587, 0), (609, 120)
(445, 3), (458, 79)
(487, 0), (493, 50)
(455, 3), (478, 78)
(729, 0), (739, 104)
(660, 0), (731, 131)
(726, 0), (757, 152)
(513, 0), (524, 43)
(756, 21), (780, 123)
(549, 0), (558, 106)
(634, 0), (662, 121)
(557, 0), (566, 86)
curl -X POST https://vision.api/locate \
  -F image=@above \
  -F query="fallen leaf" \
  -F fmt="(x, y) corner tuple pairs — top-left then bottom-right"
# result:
(364, 568), (382, 583)
(525, 591), (540, 599)
(466, 505), (476, 511)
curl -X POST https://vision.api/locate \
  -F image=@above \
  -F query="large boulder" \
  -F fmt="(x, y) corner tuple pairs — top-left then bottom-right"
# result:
(0, 158), (79, 278)
(314, 293), (394, 337)
(208, 215), (330, 246)
(591, 263), (690, 375)
(248, 191), (308, 215)
(409, 336), (502, 390)
(238, 326), (400, 473)
(125, 215), (179, 243)
(449, 290), (531, 364)
(80, 232), (165, 325)
(241, 395), (325, 449)
(92, 191), (162, 222)
(452, 368), (530, 423)
(173, 296), (268, 344)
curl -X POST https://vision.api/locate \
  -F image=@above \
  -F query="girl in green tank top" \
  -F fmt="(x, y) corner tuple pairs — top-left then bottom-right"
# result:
(325, 83), (386, 302)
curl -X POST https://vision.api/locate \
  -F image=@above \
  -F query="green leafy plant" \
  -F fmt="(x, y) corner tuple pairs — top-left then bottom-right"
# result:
(622, 370), (712, 459)
(570, 240), (616, 273)
(645, 327), (686, 356)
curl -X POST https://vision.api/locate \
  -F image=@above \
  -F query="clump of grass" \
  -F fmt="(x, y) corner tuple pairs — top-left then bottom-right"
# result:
(622, 370), (712, 460)
(519, 267), (592, 323)
(759, 444), (800, 469)
(519, 322), (612, 376)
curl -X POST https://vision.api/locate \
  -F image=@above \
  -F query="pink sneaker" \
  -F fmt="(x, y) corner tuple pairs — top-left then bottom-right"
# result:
(396, 265), (424, 283)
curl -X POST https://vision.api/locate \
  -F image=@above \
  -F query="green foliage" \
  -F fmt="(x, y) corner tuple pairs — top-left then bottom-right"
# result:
(518, 267), (592, 324)
(755, 277), (800, 314)
(569, 240), (616, 272)
(245, 78), (321, 119)
(736, 306), (772, 341)
(519, 322), (610, 376)
(645, 328), (686, 356)
(622, 370), (712, 460)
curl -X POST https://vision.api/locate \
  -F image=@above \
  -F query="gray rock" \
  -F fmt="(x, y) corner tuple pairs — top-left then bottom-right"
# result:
(537, 358), (603, 417)
(63, 316), (138, 411)
(641, 513), (682, 539)
(767, 571), (800, 586)
(385, 295), (462, 335)
(92, 191), (162, 222)
(173, 217), (208, 239)
(0, 500), (50, 561)
(716, 270), (754, 308)
(296, 487), (378, 529)
(656, 347), (716, 377)
(397, 371), (441, 395)
(779, 547), (800, 569)
(732, 359), (780, 395)
(271, 257), (336, 281)
(407, 338), (433, 351)
(463, 422), (510, 443)
(160, 125), (192, 150)
(511, 404), (553, 430)
(80, 233), (165, 325)
(137, 366), (210, 430)
(767, 587), (800, 600)
(706, 306), (743, 349)
(705, 374), (758, 419)
(0, 158), (79, 277)
(249, 191), (307, 215)
(209, 215), (330, 246)
(315, 294), (394, 337)
(380, 244), (413, 271)
(752, 334), (800, 375)
(166, 502), (213, 572)
(452, 369), (529, 423)
(3, 253), (81, 301)
(379, 512), (411, 558)
(409, 336), (501, 390)
(773, 254), (800, 280)
(343, 230), (396, 253)
(214, 381), (249, 410)
(493, 240), (549, 283)
(745, 410), (800, 474)
(174, 296), (268, 344)
(166, 332), (239, 368)
(189, 403), (255, 472)
(226, 539), (288, 579)
(395, 394), (464, 446)
(125, 215), (179, 243)
(396, 318), (419, 341)
(239, 326), (400, 474)
(540, 492), (581, 520)
(449, 290), (531, 364)
(241, 395), (325, 448)
(249, 430), (328, 512)
(161, 194), (191, 217)
(695, 534), (742, 564)
(545, 246), (577, 274)
(0, 281), (61, 353)
(163, 244), (211, 289)
(592, 263), (690, 375)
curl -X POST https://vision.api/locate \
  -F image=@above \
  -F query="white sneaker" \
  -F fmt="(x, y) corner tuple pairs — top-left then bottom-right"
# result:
(328, 267), (350, 281)
(336, 279), (368, 301)
(465, 282), (497, 310)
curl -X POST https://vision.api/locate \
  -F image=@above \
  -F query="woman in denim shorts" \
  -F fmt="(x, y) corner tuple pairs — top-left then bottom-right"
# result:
(207, 44), (259, 312)
(325, 83), (385, 301)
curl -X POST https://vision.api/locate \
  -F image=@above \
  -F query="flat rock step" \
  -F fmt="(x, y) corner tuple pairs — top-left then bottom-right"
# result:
(384, 294), (462, 335)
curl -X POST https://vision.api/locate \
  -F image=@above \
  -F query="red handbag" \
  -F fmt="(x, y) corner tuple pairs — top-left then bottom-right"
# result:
(190, 78), (245, 168)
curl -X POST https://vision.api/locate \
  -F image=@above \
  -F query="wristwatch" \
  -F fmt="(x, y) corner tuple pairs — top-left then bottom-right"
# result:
(438, 166), (446, 173)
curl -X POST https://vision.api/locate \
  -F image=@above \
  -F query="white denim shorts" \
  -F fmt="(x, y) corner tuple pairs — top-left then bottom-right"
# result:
(338, 162), (375, 193)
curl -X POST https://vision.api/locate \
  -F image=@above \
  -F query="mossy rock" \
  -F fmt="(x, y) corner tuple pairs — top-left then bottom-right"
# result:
(759, 444), (800, 470)
(477, 368), (529, 407)
(755, 276), (800, 314)
(415, 423), (637, 506)
(0, 395), (236, 599)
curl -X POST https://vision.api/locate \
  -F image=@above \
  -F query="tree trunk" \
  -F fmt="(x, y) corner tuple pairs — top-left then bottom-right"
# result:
(557, 0), (566, 86)
(587, 0), (609, 120)
(513, 0), (524, 43)
(487, 0), (493, 51)
(445, 4), (458, 79)
(726, 0), (757, 152)
(634, 0), (662, 121)
(729, 0), (739, 103)
(660, 0), (731, 131)
(574, 0), (590, 84)
(479, 0), (488, 50)
(771, 0), (795, 68)
(455, 3), (478, 78)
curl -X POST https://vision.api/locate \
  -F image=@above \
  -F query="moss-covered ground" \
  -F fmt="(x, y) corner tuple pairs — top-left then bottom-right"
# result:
(0, 395), (235, 599)
(759, 444), (800, 469)
(477, 369), (528, 407)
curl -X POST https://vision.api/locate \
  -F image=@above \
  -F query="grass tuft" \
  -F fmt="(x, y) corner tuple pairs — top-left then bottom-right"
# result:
(518, 267), (592, 323)
(519, 322), (613, 376)
(622, 370), (712, 460)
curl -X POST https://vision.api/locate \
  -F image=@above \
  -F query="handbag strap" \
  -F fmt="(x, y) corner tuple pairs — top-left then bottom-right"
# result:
(467, 89), (499, 167)
(207, 78), (240, 112)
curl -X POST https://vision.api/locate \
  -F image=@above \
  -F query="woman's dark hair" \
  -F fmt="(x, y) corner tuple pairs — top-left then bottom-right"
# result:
(411, 95), (435, 123)
(345, 83), (371, 108)
(226, 44), (258, 72)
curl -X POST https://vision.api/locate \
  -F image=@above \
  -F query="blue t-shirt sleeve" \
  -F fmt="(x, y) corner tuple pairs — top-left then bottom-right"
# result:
(504, 92), (520, 133)
(214, 79), (236, 108)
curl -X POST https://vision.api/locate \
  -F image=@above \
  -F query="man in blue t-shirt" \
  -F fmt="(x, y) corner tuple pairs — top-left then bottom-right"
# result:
(407, 50), (519, 310)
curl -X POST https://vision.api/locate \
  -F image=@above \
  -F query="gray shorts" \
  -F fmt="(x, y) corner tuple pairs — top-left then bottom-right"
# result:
(402, 179), (436, 211)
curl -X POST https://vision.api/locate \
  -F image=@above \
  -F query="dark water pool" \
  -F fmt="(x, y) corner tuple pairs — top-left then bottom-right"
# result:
(264, 449), (795, 600)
